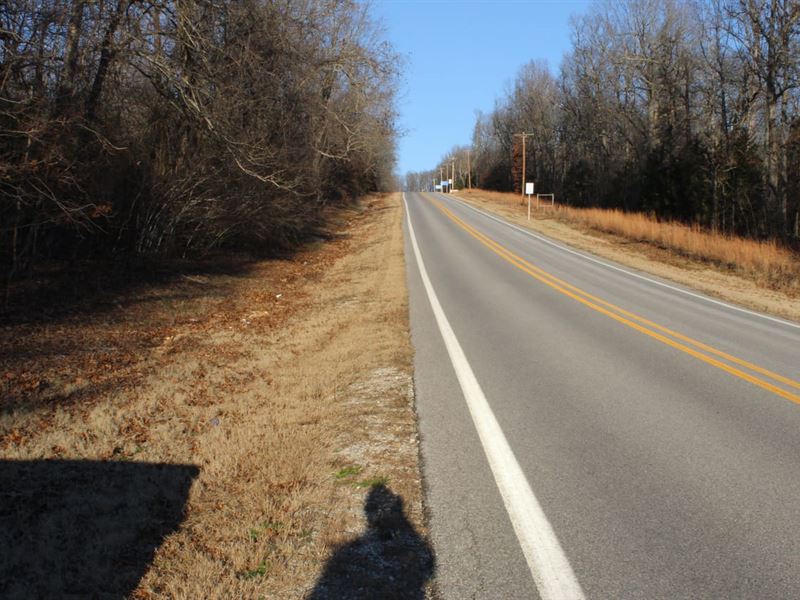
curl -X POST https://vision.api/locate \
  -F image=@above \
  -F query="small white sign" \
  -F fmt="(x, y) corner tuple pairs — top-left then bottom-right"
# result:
(525, 182), (534, 195)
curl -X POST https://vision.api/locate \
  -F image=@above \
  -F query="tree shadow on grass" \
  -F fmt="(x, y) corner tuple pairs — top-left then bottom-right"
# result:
(309, 484), (435, 600)
(1, 255), (258, 327)
(0, 459), (198, 599)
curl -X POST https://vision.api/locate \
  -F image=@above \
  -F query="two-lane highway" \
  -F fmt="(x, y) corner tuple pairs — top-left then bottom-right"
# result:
(403, 191), (800, 599)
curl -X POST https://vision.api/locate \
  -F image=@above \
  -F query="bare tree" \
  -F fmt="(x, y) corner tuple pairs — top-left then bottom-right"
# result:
(460, 0), (799, 242)
(1, 0), (401, 285)
(728, 0), (800, 235)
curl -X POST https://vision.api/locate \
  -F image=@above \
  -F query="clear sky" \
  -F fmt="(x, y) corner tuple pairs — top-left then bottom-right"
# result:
(371, 0), (593, 176)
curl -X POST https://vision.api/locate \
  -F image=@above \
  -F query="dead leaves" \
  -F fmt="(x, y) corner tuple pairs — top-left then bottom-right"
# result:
(1, 204), (358, 464)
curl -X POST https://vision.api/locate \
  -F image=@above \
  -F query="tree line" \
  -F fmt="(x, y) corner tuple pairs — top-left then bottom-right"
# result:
(1, 0), (399, 281)
(408, 0), (799, 243)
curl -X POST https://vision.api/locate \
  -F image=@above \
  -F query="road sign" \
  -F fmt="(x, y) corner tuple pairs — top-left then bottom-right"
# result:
(525, 182), (534, 195)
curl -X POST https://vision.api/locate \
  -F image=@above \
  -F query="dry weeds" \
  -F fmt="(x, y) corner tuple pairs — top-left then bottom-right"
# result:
(453, 189), (800, 322)
(1, 193), (431, 598)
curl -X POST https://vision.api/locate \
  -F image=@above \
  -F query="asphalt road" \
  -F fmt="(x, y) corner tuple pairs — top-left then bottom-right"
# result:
(403, 191), (800, 599)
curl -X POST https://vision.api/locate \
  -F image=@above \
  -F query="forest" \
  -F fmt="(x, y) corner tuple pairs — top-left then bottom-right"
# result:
(407, 0), (800, 243)
(1, 0), (399, 286)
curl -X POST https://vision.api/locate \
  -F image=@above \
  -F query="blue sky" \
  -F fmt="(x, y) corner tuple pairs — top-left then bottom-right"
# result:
(371, 0), (593, 176)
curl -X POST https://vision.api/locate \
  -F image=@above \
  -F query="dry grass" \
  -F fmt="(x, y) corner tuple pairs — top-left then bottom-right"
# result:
(452, 189), (800, 322)
(558, 206), (798, 290)
(1, 193), (431, 598)
(456, 188), (800, 294)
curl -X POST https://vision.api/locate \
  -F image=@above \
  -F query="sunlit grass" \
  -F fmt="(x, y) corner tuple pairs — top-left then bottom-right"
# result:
(458, 189), (799, 291)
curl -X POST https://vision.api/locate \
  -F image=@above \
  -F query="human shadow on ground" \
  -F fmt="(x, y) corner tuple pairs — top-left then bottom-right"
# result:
(0, 459), (198, 599)
(309, 484), (435, 599)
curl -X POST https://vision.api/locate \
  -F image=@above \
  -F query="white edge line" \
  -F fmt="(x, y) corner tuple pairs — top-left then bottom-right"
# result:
(403, 193), (585, 600)
(436, 192), (800, 331)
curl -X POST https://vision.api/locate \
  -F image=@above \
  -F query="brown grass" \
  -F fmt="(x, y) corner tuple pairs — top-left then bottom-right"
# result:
(456, 188), (800, 294)
(1, 193), (431, 598)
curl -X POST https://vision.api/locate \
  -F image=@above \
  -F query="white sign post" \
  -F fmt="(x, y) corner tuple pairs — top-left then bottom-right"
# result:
(525, 182), (534, 220)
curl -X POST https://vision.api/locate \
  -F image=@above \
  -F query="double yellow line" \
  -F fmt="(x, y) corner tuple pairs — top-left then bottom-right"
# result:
(429, 196), (800, 405)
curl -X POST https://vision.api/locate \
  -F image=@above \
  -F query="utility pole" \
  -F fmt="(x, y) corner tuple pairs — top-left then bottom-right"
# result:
(439, 166), (443, 192)
(513, 132), (533, 201)
(451, 159), (455, 193)
(467, 148), (472, 189)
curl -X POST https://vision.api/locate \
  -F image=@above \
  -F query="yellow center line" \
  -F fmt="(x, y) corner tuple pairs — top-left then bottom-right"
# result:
(435, 199), (800, 393)
(427, 196), (800, 405)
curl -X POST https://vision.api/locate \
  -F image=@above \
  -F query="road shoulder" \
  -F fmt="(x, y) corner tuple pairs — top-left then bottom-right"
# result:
(452, 190), (800, 324)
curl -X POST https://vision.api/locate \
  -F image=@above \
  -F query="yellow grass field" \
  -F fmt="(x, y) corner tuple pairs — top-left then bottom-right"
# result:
(456, 188), (800, 294)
